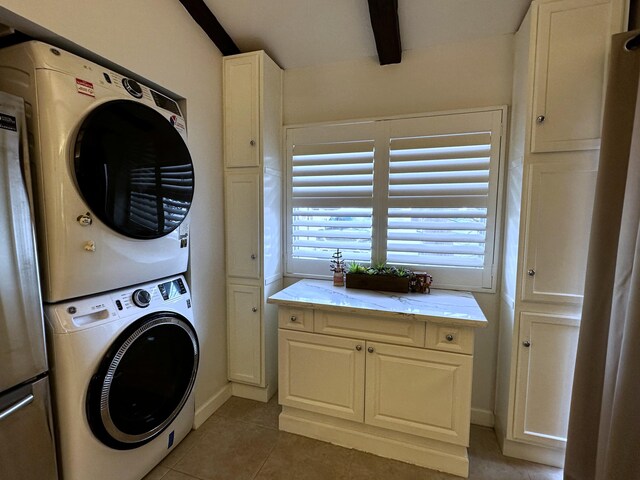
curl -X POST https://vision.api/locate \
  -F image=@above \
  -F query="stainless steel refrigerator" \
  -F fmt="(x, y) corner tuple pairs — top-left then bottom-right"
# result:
(0, 91), (57, 478)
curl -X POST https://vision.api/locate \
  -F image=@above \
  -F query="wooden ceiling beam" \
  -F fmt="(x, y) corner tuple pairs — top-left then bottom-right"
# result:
(367, 0), (402, 65)
(179, 0), (240, 56)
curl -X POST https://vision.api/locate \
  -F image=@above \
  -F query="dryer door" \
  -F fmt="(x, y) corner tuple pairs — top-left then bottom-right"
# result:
(86, 312), (198, 450)
(74, 100), (194, 240)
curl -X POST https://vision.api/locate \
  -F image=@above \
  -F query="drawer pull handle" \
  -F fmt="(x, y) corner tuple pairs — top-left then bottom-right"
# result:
(290, 315), (297, 322)
(251, 254), (257, 260)
(250, 139), (256, 146)
(252, 307), (257, 313)
(536, 115), (545, 124)
(528, 269), (536, 277)
(355, 345), (362, 351)
(367, 346), (374, 353)
(446, 334), (454, 342)
(523, 340), (531, 348)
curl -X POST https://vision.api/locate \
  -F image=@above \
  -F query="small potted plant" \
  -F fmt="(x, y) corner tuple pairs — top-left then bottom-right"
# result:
(329, 249), (345, 286)
(345, 262), (412, 293)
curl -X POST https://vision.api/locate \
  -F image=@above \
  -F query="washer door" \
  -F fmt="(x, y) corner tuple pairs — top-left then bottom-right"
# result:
(86, 312), (198, 450)
(74, 100), (194, 240)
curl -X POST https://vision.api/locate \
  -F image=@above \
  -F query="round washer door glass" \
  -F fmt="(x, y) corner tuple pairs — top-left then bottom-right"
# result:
(86, 313), (199, 450)
(74, 100), (194, 239)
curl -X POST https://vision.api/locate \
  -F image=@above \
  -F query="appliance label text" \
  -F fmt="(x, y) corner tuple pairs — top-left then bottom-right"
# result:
(76, 78), (95, 97)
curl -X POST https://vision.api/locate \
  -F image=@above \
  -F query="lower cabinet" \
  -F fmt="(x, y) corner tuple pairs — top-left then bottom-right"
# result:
(227, 284), (262, 385)
(513, 312), (580, 448)
(279, 329), (473, 446)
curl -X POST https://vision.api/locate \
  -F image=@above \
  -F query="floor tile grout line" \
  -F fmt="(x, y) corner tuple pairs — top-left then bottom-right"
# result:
(250, 435), (281, 480)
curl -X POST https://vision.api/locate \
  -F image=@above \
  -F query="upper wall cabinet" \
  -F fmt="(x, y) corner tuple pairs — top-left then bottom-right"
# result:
(224, 52), (283, 169)
(531, 0), (617, 152)
(224, 55), (260, 167)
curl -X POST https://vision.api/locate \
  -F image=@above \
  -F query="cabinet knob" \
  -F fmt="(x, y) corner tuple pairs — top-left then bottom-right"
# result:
(527, 269), (536, 277)
(251, 254), (257, 260)
(536, 115), (545, 124)
(355, 345), (362, 351)
(250, 139), (256, 146)
(252, 307), (257, 313)
(290, 315), (297, 322)
(523, 340), (531, 348)
(446, 334), (454, 342)
(367, 346), (374, 353)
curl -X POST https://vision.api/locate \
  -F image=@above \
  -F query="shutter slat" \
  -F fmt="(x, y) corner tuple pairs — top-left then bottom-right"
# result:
(294, 186), (373, 197)
(387, 231), (486, 242)
(387, 242), (484, 255)
(293, 163), (374, 176)
(292, 229), (372, 240)
(388, 183), (489, 197)
(294, 141), (374, 156)
(389, 158), (490, 172)
(293, 219), (372, 228)
(387, 219), (486, 231)
(389, 171), (489, 185)
(386, 252), (484, 268)
(293, 174), (374, 187)
(387, 208), (486, 219)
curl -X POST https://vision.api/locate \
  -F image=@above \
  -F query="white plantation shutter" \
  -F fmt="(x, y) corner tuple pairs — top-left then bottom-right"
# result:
(287, 123), (376, 275)
(285, 109), (504, 289)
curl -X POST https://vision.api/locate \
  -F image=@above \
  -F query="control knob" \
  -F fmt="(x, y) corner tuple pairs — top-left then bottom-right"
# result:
(132, 289), (151, 308)
(122, 78), (143, 98)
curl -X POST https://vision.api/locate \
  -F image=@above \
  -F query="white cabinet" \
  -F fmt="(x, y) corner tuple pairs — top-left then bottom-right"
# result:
(513, 312), (580, 448)
(364, 341), (472, 446)
(223, 51), (283, 402)
(531, 0), (618, 152)
(495, 0), (625, 467)
(279, 329), (365, 422)
(224, 54), (259, 168)
(521, 158), (598, 303)
(272, 295), (483, 478)
(227, 284), (262, 385)
(279, 329), (473, 445)
(224, 173), (260, 279)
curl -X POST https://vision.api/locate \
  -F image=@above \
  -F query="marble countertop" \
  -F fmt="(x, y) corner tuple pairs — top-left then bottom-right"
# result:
(268, 279), (487, 328)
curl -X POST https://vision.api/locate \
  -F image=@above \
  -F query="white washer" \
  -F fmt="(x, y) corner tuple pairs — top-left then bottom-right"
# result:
(44, 275), (198, 480)
(0, 41), (194, 302)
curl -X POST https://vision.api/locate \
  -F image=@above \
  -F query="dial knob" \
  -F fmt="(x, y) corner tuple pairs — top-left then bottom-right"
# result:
(132, 289), (151, 308)
(122, 78), (143, 98)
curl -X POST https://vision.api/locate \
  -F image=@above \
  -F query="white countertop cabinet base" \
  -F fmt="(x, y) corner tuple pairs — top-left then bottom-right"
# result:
(270, 280), (488, 478)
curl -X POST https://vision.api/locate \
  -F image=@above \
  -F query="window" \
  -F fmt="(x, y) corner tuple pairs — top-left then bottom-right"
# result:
(285, 108), (505, 290)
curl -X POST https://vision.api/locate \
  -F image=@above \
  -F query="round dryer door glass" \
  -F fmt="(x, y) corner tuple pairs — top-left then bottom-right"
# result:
(74, 100), (194, 239)
(86, 313), (199, 450)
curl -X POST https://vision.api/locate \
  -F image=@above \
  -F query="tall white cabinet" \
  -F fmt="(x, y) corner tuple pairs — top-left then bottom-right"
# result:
(495, 0), (627, 467)
(223, 51), (283, 402)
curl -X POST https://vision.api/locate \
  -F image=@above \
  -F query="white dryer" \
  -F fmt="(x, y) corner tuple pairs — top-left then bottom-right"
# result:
(44, 275), (198, 480)
(0, 41), (194, 302)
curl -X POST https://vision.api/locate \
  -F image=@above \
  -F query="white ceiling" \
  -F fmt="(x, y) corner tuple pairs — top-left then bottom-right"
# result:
(203, 0), (532, 69)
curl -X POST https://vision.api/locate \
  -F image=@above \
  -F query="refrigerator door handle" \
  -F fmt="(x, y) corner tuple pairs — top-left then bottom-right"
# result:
(0, 393), (34, 421)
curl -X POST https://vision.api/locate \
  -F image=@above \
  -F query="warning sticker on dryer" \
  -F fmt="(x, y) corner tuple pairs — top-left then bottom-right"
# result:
(170, 114), (186, 134)
(76, 78), (95, 97)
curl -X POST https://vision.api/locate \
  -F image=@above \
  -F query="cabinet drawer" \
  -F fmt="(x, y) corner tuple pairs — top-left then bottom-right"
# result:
(425, 324), (474, 355)
(314, 311), (425, 347)
(278, 307), (313, 332)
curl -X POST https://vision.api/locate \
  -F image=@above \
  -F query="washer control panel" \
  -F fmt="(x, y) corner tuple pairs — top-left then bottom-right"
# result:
(131, 288), (152, 308)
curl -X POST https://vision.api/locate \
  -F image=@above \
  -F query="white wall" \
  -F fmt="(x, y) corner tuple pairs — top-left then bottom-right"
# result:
(283, 34), (515, 423)
(0, 0), (229, 424)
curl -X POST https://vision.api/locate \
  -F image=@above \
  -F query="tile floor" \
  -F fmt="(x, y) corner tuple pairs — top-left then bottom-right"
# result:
(144, 396), (563, 480)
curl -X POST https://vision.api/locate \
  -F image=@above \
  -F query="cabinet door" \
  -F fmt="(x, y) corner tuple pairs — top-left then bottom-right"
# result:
(224, 54), (260, 167)
(531, 0), (612, 152)
(228, 285), (263, 385)
(364, 342), (473, 446)
(522, 158), (597, 304)
(225, 173), (261, 279)
(278, 330), (365, 422)
(514, 312), (580, 448)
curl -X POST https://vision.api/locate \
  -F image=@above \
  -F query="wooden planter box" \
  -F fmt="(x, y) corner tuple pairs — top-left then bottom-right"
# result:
(345, 273), (410, 293)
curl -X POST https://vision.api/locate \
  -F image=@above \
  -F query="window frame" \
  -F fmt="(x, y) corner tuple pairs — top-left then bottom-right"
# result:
(284, 106), (507, 293)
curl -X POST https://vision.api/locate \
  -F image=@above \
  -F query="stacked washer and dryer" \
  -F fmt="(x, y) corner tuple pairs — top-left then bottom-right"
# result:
(0, 42), (199, 480)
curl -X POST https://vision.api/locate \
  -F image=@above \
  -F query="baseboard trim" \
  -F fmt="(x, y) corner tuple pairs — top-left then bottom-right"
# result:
(231, 381), (276, 402)
(280, 407), (469, 478)
(470, 408), (494, 427)
(501, 436), (565, 468)
(193, 383), (232, 429)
